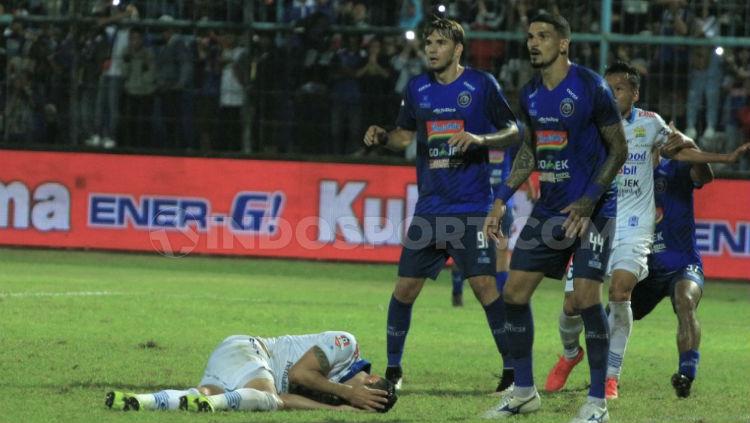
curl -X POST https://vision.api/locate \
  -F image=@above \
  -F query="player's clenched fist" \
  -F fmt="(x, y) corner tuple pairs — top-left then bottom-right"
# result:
(364, 126), (388, 147)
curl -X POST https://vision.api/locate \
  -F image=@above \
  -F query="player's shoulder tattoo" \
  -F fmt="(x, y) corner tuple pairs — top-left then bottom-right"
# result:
(312, 346), (332, 374)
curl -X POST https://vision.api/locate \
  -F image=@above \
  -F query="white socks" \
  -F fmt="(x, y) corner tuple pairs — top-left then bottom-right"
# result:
(207, 388), (282, 411)
(607, 301), (633, 379)
(134, 388), (198, 410)
(559, 311), (583, 359)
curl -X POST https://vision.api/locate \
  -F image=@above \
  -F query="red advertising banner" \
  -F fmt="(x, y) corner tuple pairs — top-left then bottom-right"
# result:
(0, 150), (748, 280)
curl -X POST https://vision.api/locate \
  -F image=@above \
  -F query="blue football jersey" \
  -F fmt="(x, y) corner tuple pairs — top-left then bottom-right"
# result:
(519, 63), (621, 218)
(649, 158), (703, 271)
(396, 68), (517, 215)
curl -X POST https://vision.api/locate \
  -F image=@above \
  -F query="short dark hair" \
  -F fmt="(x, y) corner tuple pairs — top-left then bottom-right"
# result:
(368, 377), (398, 413)
(529, 11), (571, 39)
(422, 17), (465, 46)
(605, 61), (641, 89)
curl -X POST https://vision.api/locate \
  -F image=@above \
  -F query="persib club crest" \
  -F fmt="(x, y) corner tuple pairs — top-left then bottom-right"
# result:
(457, 90), (472, 107)
(655, 177), (667, 194)
(560, 97), (575, 117)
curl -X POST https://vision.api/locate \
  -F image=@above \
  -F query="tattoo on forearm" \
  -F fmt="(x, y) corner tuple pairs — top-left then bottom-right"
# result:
(506, 129), (535, 189)
(312, 346), (331, 374)
(595, 122), (628, 188)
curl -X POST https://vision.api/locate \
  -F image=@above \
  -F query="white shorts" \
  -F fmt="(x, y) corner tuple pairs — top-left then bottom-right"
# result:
(199, 335), (274, 391)
(563, 237), (651, 292)
(606, 238), (651, 282)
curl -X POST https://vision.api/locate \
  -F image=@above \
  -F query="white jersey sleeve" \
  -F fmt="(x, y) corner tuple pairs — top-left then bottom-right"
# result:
(651, 113), (671, 149)
(316, 331), (361, 382)
(262, 331), (361, 393)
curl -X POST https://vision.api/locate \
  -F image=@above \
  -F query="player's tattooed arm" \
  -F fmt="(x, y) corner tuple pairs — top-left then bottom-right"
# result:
(506, 127), (536, 189)
(484, 125), (534, 242)
(561, 121), (626, 238)
(312, 346), (332, 375)
(594, 121), (628, 191)
(288, 346), (389, 412)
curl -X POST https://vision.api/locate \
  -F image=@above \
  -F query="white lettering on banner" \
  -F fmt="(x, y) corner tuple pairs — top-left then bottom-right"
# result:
(317, 181), (418, 245)
(0, 181), (70, 231)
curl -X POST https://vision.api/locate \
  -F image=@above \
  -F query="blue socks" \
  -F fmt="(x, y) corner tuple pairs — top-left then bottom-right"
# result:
(504, 302), (534, 387)
(580, 304), (610, 399)
(483, 297), (510, 366)
(679, 349), (700, 380)
(387, 295), (413, 367)
(451, 268), (464, 295)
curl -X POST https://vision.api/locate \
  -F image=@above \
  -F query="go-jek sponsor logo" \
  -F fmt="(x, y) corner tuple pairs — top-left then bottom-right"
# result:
(89, 191), (285, 234)
(317, 181), (418, 246)
(0, 181), (70, 231)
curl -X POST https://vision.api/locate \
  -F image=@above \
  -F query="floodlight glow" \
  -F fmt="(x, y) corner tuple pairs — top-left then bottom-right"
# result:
(715, 47), (724, 56)
(438, 4), (446, 13)
(405, 30), (415, 40)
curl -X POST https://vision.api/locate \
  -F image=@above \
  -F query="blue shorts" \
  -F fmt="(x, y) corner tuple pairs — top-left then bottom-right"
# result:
(631, 264), (704, 320)
(509, 210), (615, 282)
(398, 214), (496, 280)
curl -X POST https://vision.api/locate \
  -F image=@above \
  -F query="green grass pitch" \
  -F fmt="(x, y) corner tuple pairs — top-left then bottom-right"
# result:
(0, 247), (748, 423)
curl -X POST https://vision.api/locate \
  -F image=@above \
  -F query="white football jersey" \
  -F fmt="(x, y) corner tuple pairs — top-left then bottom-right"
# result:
(615, 108), (670, 241)
(260, 331), (361, 394)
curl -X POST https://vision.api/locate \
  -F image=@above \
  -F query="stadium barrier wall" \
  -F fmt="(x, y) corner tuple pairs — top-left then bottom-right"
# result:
(1, 150), (748, 280)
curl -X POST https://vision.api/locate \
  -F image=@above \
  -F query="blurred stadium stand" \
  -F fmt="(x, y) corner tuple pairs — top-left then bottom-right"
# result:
(1, 0), (749, 176)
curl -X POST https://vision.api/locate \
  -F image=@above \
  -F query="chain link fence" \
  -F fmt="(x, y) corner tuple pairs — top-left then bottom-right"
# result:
(1, 0), (749, 173)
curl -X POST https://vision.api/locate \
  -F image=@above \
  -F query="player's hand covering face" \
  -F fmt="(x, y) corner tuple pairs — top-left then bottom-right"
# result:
(527, 22), (568, 69)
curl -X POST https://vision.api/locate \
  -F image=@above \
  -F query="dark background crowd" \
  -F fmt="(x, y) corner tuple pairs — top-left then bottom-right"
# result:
(1, 0), (749, 173)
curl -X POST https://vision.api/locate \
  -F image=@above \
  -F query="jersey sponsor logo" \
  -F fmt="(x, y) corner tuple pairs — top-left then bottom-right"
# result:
(419, 94), (431, 109)
(432, 107), (456, 114)
(463, 81), (476, 91)
(417, 83), (431, 92)
(560, 97), (575, 117)
(618, 178), (643, 198)
(638, 110), (657, 118)
(695, 220), (750, 257)
(619, 165), (637, 175)
(536, 130), (568, 152)
(0, 181), (70, 231)
(457, 90), (472, 107)
(537, 116), (559, 124)
(427, 119), (463, 143)
(334, 335), (351, 348)
(566, 88), (579, 100)
(627, 151), (648, 163)
(634, 126), (646, 138)
(489, 149), (505, 164)
(539, 171), (570, 183)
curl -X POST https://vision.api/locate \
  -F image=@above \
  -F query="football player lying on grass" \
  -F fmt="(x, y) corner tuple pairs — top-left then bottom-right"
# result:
(105, 331), (397, 413)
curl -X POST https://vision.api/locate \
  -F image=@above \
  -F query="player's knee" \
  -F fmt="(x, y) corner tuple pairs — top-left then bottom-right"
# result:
(674, 295), (698, 316)
(608, 285), (632, 302)
(562, 296), (576, 316)
(393, 281), (421, 303)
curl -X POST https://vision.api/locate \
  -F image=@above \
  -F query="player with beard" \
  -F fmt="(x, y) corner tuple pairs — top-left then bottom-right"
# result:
(363, 17), (520, 392)
(482, 12), (627, 422)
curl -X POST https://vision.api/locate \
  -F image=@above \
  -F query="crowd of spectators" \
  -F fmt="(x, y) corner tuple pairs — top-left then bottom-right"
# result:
(0, 0), (749, 170)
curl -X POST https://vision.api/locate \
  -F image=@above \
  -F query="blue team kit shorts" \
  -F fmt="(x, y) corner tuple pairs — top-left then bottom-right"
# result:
(398, 213), (496, 280)
(509, 209), (615, 282)
(631, 264), (705, 320)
